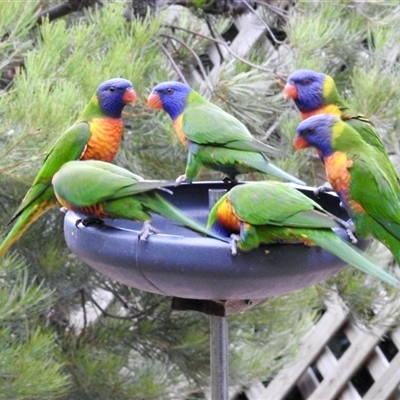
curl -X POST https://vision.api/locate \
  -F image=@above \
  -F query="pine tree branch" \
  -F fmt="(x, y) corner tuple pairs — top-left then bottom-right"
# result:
(79, 286), (88, 330)
(163, 24), (286, 79)
(36, 0), (103, 24)
(159, 43), (188, 84)
(160, 33), (214, 91)
(82, 286), (163, 322)
(242, 0), (285, 44)
(179, 0), (255, 16)
(255, 0), (290, 20)
(124, 0), (255, 21)
(204, 15), (224, 63)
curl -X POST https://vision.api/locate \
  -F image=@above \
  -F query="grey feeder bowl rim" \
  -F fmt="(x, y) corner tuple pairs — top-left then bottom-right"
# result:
(63, 181), (369, 301)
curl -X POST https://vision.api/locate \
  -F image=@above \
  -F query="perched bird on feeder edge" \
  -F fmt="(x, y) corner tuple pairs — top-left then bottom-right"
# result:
(147, 81), (306, 186)
(52, 160), (228, 242)
(294, 113), (400, 267)
(0, 78), (136, 257)
(207, 181), (399, 287)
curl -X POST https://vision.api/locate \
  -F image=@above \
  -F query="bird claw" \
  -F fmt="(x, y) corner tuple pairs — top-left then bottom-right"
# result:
(332, 217), (358, 244)
(222, 176), (238, 184)
(138, 221), (160, 241)
(314, 182), (333, 197)
(344, 220), (358, 244)
(230, 234), (240, 256)
(75, 217), (104, 228)
(346, 229), (358, 244)
(175, 175), (192, 186)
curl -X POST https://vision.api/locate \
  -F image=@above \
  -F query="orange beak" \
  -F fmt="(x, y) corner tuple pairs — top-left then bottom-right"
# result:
(283, 83), (298, 100)
(123, 88), (137, 105)
(147, 92), (163, 109)
(293, 136), (310, 150)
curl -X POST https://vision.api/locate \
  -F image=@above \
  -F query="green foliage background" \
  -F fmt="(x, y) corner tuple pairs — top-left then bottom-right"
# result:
(1, 1), (400, 399)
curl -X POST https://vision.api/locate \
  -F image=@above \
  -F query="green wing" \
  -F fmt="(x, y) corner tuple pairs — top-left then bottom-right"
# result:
(54, 161), (173, 206)
(324, 82), (390, 157)
(229, 182), (338, 228)
(74, 160), (144, 181)
(326, 90), (392, 162)
(182, 103), (284, 156)
(306, 229), (400, 287)
(342, 109), (388, 153)
(349, 149), (400, 237)
(344, 113), (400, 182)
(10, 122), (91, 222)
(206, 193), (228, 229)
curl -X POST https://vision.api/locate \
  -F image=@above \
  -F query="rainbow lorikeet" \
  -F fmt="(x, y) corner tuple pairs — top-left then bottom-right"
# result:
(147, 81), (305, 186)
(283, 69), (388, 152)
(294, 113), (400, 267)
(284, 69), (399, 181)
(52, 160), (227, 242)
(207, 181), (399, 286)
(0, 78), (136, 257)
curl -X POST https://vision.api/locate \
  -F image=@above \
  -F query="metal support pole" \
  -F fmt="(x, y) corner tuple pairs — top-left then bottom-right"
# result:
(208, 189), (229, 400)
(210, 315), (229, 400)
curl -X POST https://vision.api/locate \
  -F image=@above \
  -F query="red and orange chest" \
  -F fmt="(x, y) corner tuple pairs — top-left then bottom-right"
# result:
(217, 199), (241, 232)
(57, 196), (109, 218)
(81, 118), (123, 162)
(300, 104), (342, 121)
(324, 152), (364, 213)
(324, 152), (352, 194)
(173, 114), (189, 148)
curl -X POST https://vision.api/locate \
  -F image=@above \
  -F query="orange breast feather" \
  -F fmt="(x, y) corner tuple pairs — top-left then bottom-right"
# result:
(217, 198), (241, 232)
(78, 204), (108, 218)
(324, 151), (364, 213)
(57, 196), (108, 218)
(300, 104), (342, 121)
(173, 114), (188, 148)
(81, 118), (123, 162)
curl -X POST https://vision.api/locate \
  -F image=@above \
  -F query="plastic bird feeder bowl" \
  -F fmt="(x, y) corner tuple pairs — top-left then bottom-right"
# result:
(63, 181), (369, 301)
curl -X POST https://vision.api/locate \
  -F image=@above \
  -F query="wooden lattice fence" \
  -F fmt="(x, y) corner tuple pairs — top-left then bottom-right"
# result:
(237, 296), (400, 400)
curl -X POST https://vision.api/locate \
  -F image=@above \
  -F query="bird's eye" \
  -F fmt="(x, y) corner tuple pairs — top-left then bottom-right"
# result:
(303, 79), (312, 85)
(306, 127), (315, 134)
(166, 88), (174, 94)
(109, 86), (115, 92)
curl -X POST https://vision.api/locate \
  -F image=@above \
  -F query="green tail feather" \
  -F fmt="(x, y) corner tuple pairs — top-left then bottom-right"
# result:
(249, 158), (306, 186)
(0, 199), (56, 258)
(140, 193), (229, 242)
(370, 217), (400, 266)
(307, 230), (399, 287)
